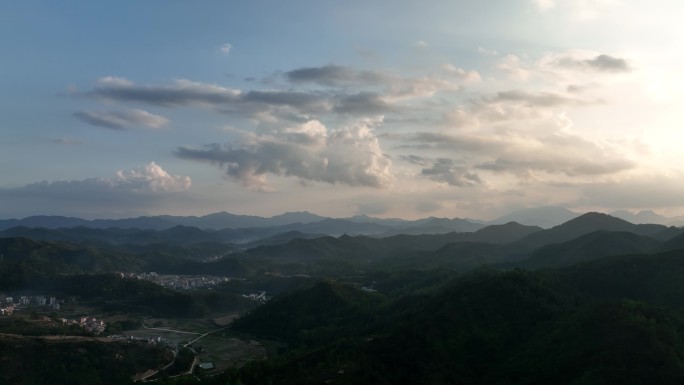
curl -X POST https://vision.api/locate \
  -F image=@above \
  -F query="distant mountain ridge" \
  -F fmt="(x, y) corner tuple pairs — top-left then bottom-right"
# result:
(1, 208), (681, 236)
(516, 212), (669, 249)
(0, 212), (486, 237)
(490, 206), (580, 228)
(0, 211), (330, 231)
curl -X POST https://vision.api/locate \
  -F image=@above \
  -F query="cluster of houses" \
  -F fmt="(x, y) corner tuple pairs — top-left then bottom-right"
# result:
(0, 295), (62, 315)
(118, 271), (159, 280)
(60, 316), (107, 334)
(163, 276), (229, 290)
(242, 292), (268, 303)
(0, 304), (14, 315)
(118, 272), (230, 291)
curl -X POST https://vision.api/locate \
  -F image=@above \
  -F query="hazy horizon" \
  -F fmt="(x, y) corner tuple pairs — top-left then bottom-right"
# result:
(1, 206), (681, 226)
(3, 1), (684, 220)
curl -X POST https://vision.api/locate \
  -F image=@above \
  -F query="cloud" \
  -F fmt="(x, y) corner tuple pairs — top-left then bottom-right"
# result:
(585, 54), (631, 72)
(384, 76), (461, 101)
(285, 64), (390, 87)
(88, 77), (241, 107)
(403, 155), (482, 186)
(554, 53), (631, 73)
(81, 70), (464, 123)
(440, 87), (601, 131)
(219, 43), (232, 55)
(84, 77), (336, 119)
(414, 40), (429, 49)
(495, 51), (630, 85)
(240, 90), (331, 113)
(0, 162), (191, 217)
(578, 173), (684, 209)
(404, 129), (634, 178)
(175, 118), (393, 190)
(52, 138), (84, 145)
(491, 90), (596, 107)
(496, 54), (531, 81)
(566, 83), (599, 93)
(441, 64), (481, 82)
(73, 109), (169, 130)
(285, 64), (461, 100)
(477, 47), (499, 56)
(114, 162), (191, 192)
(333, 92), (392, 115)
(97, 76), (134, 87)
(531, 0), (621, 20)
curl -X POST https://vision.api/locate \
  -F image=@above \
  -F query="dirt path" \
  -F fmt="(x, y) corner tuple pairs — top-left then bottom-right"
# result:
(141, 317), (202, 335)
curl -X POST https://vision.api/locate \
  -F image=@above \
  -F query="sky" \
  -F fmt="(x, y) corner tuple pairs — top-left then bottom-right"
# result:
(2, 0), (684, 220)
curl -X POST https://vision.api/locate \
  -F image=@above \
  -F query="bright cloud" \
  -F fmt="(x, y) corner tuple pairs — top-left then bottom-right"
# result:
(176, 118), (393, 190)
(0, 163), (191, 217)
(114, 162), (191, 192)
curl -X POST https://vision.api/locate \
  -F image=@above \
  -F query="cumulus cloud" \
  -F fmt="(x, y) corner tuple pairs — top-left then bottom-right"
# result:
(175, 118), (393, 190)
(74, 109), (169, 130)
(114, 162), (191, 192)
(0, 163), (191, 217)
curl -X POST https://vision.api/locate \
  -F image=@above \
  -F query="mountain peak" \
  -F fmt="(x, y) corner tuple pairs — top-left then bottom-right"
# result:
(492, 206), (579, 228)
(560, 212), (630, 228)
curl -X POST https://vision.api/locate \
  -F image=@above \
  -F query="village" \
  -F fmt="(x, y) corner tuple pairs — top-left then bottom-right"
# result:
(1, 294), (62, 315)
(0, 294), (110, 334)
(117, 272), (232, 291)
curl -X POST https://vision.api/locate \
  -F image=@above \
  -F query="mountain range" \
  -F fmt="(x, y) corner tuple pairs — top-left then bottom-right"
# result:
(2, 206), (682, 236)
(3, 210), (684, 279)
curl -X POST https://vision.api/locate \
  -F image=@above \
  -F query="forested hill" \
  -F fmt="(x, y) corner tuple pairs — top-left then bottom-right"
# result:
(219, 249), (684, 385)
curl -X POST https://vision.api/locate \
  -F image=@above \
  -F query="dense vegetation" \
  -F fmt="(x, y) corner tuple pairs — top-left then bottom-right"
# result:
(189, 258), (684, 384)
(4, 212), (684, 384)
(0, 335), (169, 385)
